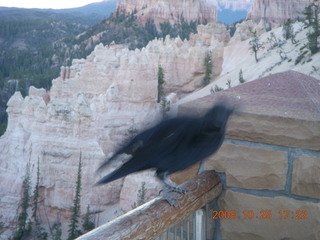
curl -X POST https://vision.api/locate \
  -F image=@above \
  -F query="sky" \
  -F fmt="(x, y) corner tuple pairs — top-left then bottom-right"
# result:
(0, 0), (104, 9)
(0, 0), (253, 10)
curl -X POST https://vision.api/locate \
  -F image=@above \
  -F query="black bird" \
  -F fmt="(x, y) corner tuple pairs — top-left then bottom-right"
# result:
(96, 102), (234, 206)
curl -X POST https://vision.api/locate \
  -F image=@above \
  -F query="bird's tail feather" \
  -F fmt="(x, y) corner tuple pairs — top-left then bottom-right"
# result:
(95, 156), (145, 186)
(96, 154), (117, 173)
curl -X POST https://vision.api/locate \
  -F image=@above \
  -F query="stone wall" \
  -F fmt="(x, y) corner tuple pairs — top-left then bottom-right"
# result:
(178, 71), (320, 239)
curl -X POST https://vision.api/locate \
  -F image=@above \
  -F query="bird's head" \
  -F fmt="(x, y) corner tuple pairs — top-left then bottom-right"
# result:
(203, 102), (234, 129)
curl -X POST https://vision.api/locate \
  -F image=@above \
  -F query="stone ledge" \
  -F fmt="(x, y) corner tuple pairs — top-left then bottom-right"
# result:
(205, 143), (288, 190)
(226, 112), (320, 151)
(178, 71), (320, 151)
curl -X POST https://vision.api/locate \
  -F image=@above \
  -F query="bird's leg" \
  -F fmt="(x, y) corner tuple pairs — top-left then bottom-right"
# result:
(162, 174), (187, 194)
(157, 172), (187, 207)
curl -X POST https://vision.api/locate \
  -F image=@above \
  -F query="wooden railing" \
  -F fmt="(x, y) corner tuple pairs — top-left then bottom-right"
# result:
(76, 171), (222, 240)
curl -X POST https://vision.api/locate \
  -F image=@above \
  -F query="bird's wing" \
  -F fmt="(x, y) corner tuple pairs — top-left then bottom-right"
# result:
(132, 117), (201, 170)
(96, 117), (196, 184)
(96, 124), (160, 172)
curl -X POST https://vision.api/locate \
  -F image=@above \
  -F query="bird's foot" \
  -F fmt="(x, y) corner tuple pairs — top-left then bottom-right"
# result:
(168, 185), (187, 194)
(160, 186), (187, 207)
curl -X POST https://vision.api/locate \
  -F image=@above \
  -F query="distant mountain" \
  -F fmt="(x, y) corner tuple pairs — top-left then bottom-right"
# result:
(0, 0), (118, 25)
(50, 0), (118, 18)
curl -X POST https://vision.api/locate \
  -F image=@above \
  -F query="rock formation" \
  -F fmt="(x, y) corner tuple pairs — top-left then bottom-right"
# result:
(229, 19), (266, 44)
(247, 0), (315, 24)
(0, 22), (229, 238)
(212, 0), (253, 11)
(116, 0), (217, 27)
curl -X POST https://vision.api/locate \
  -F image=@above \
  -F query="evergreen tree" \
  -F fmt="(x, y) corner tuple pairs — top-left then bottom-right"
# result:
(82, 205), (95, 233)
(239, 69), (245, 83)
(303, 3), (320, 54)
(157, 65), (169, 119)
(226, 79), (232, 88)
(31, 158), (48, 240)
(160, 98), (170, 120)
(214, 85), (223, 92)
(32, 158), (40, 222)
(68, 153), (83, 240)
(52, 222), (62, 240)
(282, 19), (296, 43)
(12, 163), (31, 240)
(52, 214), (62, 240)
(131, 182), (147, 209)
(249, 30), (263, 62)
(303, 5), (313, 27)
(203, 51), (212, 86)
(0, 215), (5, 235)
(157, 65), (165, 103)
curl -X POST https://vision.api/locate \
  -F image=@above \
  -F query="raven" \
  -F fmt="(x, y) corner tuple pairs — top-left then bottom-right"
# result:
(96, 102), (233, 206)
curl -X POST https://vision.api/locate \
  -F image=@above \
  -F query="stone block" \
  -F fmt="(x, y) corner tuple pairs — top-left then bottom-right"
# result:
(205, 143), (288, 190)
(218, 190), (320, 240)
(227, 113), (320, 151)
(292, 155), (320, 199)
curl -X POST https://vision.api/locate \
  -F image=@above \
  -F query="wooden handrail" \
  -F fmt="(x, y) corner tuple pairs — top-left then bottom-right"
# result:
(76, 170), (222, 240)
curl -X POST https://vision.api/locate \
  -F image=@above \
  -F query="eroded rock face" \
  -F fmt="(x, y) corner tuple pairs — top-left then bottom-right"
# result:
(247, 0), (314, 24)
(0, 21), (229, 237)
(212, 0), (253, 11)
(52, 23), (228, 101)
(117, 0), (217, 27)
(229, 19), (266, 44)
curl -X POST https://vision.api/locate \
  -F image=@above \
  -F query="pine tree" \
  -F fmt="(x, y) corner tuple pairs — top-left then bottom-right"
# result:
(282, 19), (296, 43)
(239, 69), (245, 83)
(82, 205), (95, 233)
(31, 158), (48, 240)
(68, 153), (83, 240)
(160, 98), (170, 120)
(203, 51), (212, 86)
(249, 30), (263, 62)
(52, 214), (62, 240)
(32, 158), (40, 222)
(157, 65), (165, 103)
(52, 222), (62, 240)
(12, 163), (31, 240)
(131, 182), (147, 209)
(303, 3), (320, 54)
(0, 215), (4, 235)
(226, 79), (232, 88)
(303, 5), (313, 27)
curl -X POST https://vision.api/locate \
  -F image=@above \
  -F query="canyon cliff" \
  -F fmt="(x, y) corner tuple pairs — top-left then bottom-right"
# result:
(247, 0), (315, 24)
(0, 22), (229, 238)
(116, 0), (217, 26)
(213, 0), (253, 11)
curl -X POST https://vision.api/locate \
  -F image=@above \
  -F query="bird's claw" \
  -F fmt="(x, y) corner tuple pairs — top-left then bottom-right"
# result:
(160, 186), (187, 207)
(164, 196), (179, 207)
(169, 186), (187, 194)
